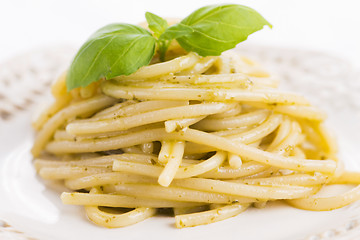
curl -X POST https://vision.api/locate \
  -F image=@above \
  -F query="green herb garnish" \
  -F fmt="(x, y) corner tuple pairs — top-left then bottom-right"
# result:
(66, 4), (271, 90)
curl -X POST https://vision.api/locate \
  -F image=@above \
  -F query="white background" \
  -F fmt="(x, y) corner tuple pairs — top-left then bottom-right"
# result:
(1, 2), (360, 239)
(1, 0), (360, 68)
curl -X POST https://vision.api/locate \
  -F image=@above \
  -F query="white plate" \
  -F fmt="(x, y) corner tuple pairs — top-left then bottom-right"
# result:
(0, 45), (360, 240)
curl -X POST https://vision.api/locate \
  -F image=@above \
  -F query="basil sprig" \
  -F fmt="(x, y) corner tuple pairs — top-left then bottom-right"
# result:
(145, 12), (168, 38)
(166, 4), (272, 56)
(66, 4), (271, 90)
(66, 24), (155, 90)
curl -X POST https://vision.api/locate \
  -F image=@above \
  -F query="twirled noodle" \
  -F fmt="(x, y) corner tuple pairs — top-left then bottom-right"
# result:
(32, 47), (356, 229)
(102, 81), (309, 105)
(175, 203), (250, 228)
(286, 185), (360, 211)
(84, 188), (156, 228)
(61, 191), (203, 208)
(85, 204), (156, 228)
(32, 95), (117, 156)
(66, 102), (236, 135)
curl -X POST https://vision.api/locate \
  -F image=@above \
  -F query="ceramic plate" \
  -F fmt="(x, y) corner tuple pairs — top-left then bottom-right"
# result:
(0, 45), (360, 240)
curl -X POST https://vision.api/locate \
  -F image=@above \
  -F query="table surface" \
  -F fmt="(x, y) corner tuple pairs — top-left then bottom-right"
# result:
(1, 0), (360, 68)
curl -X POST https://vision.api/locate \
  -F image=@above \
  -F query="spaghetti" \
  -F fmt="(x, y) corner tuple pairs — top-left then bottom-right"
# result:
(32, 44), (358, 228)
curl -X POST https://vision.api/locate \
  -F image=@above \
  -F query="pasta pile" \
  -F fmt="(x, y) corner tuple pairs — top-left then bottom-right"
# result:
(31, 45), (360, 228)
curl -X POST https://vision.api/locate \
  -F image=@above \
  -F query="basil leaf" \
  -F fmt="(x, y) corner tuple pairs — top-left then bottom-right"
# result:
(157, 23), (193, 61)
(159, 23), (193, 41)
(66, 23), (156, 90)
(176, 4), (272, 56)
(145, 12), (168, 38)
